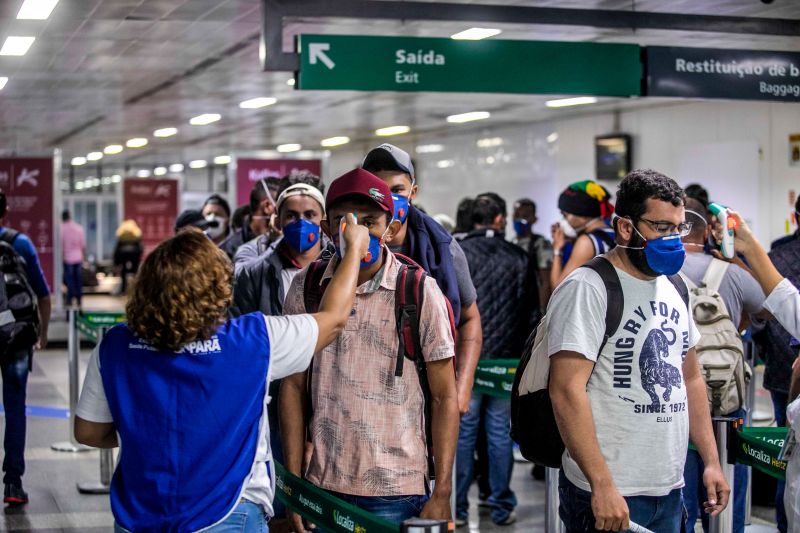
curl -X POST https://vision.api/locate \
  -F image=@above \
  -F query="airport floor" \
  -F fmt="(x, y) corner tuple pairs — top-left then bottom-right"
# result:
(0, 293), (783, 532)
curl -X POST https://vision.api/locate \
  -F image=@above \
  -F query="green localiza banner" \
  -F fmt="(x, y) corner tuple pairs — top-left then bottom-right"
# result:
(76, 312), (125, 341)
(275, 462), (400, 533)
(735, 427), (788, 481)
(472, 359), (517, 399)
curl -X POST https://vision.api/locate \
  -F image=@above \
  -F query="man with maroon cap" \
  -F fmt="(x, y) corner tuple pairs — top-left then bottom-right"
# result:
(280, 168), (459, 527)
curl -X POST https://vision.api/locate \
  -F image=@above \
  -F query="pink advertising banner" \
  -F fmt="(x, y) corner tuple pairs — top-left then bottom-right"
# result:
(235, 158), (322, 207)
(0, 158), (55, 290)
(123, 178), (179, 255)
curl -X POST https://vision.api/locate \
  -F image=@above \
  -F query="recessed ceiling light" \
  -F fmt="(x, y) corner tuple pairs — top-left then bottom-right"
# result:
(450, 28), (501, 40)
(17, 0), (60, 20)
(416, 144), (444, 154)
(70, 156), (86, 166)
(0, 36), (36, 56)
(446, 111), (490, 124)
(545, 96), (598, 108)
(277, 143), (302, 153)
(476, 137), (503, 148)
(126, 138), (148, 148)
(111, 174), (122, 183)
(213, 155), (231, 165)
(136, 170), (151, 178)
(101, 176), (112, 185)
(154, 167), (167, 176)
(547, 132), (559, 143)
(321, 136), (350, 147)
(437, 160), (455, 169)
(375, 125), (410, 137)
(86, 151), (103, 161)
(0, 78), (8, 91)
(189, 113), (221, 126)
(189, 160), (208, 169)
(169, 163), (184, 173)
(104, 144), (123, 155)
(239, 97), (277, 109)
(287, 78), (296, 86)
(153, 127), (178, 138)
(75, 182), (84, 191)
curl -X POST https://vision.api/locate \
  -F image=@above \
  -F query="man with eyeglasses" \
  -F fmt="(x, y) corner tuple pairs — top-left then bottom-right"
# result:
(546, 169), (729, 532)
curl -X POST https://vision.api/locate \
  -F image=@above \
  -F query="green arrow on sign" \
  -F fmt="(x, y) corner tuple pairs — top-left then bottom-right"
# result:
(298, 35), (641, 97)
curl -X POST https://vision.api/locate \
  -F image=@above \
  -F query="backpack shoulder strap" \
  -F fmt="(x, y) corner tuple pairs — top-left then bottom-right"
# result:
(0, 229), (19, 245)
(303, 259), (330, 313)
(582, 256), (623, 351)
(667, 273), (690, 310)
(678, 271), (698, 291)
(702, 258), (730, 294)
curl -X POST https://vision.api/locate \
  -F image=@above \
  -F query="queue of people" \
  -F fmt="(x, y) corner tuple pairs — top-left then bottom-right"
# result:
(12, 144), (790, 533)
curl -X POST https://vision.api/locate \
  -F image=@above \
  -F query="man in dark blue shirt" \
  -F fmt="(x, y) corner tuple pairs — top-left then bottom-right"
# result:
(771, 198), (800, 251)
(0, 190), (51, 505)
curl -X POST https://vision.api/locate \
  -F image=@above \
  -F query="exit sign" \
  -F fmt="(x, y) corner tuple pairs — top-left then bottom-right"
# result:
(298, 34), (641, 97)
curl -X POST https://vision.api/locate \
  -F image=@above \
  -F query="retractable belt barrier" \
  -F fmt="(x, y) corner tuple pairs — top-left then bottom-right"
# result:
(471, 359), (517, 398)
(275, 461), (401, 533)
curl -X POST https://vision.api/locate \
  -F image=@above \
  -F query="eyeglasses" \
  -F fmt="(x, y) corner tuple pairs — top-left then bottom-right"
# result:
(638, 217), (693, 237)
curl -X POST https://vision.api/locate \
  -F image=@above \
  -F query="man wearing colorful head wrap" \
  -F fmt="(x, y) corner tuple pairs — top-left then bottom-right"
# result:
(550, 180), (616, 289)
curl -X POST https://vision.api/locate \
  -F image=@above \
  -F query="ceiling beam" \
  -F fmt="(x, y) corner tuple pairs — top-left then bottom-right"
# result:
(262, 0), (800, 71)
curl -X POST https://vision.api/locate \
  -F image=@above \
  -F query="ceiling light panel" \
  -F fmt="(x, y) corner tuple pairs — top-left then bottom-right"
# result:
(239, 97), (277, 109)
(0, 37), (36, 56)
(320, 136), (350, 147)
(86, 151), (103, 161)
(104, 144), (123, 155)
(126, 138), (148, 148)
(545, 96), (598, 108)
(153, 127), (178, 138)
(277, 144), (301, 153)
(190, 113), (221, 126)
(375, 125), (410, 136)
(446, 111), (490, 123)
(0, 78), (8, 91)
(169, 164), (184, 173)
(70, 157), (86, 166)
(450, 28), (502, 40)
(189, 160), (207, 169)
(17, 0), (60, 20)
(213, 155), (231, 165)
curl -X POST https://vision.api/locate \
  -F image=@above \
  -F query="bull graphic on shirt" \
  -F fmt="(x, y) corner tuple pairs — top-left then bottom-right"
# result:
(639, 329), (682, 408)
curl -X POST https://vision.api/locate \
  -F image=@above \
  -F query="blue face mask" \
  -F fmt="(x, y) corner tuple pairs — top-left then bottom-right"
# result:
(616, 216), (686, 276)
(282, 218), (319, 253)
(334, 223), (385, 270)
(392, 194), (410, 224)
(513, 219), (531, 237)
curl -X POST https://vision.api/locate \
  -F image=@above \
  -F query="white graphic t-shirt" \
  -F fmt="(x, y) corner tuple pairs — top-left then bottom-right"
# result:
(547, 264), (701, 497)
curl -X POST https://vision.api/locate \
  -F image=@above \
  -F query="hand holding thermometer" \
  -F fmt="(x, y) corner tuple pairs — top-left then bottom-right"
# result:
(708, 202), (737, 259)
(628, 521), (655, 533)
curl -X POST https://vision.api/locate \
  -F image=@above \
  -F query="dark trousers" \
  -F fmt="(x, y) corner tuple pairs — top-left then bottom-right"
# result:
(2, 352), (29, 485)
(63, 262), (82, 306)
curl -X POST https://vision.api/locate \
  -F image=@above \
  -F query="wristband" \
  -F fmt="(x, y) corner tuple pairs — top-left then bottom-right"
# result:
(553, 249), (562, 257)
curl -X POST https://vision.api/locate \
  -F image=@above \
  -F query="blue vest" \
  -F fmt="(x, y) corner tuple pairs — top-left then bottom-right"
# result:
(99, 313), (271, 532)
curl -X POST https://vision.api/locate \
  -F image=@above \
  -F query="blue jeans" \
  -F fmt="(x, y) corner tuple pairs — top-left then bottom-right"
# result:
(455, 393), (517, 524)
(114, 501), (268, 533)
(63, 262), (82, 306)
(683, 448), (747, 532)
(559, 470), (685, 533)
(327, 492), (428, 524)
(772, 390), (789, 533)
(2, 353), (29, 485)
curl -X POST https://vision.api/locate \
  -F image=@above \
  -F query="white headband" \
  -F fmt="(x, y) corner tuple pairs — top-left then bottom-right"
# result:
(276, 183), (326, 214)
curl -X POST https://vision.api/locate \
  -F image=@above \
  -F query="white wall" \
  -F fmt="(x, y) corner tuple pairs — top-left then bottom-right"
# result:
(326, 99), (800, 245)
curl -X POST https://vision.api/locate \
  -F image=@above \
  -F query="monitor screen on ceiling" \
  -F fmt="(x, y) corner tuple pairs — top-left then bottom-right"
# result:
(595, 134), (632, 181)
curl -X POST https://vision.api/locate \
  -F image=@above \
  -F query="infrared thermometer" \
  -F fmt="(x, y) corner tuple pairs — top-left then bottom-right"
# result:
(708, 202), (736, 259)
(337, 213), (357, 258)
(629, 522), (655, 533)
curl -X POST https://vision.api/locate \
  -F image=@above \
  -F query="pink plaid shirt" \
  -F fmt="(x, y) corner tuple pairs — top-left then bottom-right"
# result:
(283, 249), (455, 496)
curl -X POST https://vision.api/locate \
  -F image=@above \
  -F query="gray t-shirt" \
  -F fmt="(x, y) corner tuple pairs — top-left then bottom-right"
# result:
(390, 238), (477, 309)
(680, 253), (765, 327)
(546, 265), (700, 497)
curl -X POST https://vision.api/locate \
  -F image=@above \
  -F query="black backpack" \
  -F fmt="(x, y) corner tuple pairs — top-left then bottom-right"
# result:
(0, 230), (40, 359)
(303, 252), (457, 480)
(510, 256), (687, 467)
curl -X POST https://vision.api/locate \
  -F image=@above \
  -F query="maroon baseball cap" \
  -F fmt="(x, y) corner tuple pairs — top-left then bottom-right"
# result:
(325, 168), (394, 215)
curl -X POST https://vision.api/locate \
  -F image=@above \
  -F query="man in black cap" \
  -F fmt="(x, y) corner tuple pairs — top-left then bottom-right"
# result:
(362, 143), (481, 416)
(174, 210), (214, 233)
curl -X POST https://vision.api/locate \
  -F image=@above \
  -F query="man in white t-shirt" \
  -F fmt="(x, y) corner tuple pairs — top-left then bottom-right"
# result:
(547, 169), (729, 532)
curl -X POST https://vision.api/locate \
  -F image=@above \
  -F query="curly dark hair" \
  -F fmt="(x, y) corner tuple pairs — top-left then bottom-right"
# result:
(126, 228), (232, 351)
(614, 169), (685, 225)
(277, 170), (324, 197)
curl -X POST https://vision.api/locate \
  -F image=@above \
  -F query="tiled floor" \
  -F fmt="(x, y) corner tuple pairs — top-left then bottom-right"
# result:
(0, 295), (783, 532)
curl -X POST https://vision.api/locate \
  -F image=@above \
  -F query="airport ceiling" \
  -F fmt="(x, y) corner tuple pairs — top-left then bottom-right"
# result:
(1, 0), (799, 170)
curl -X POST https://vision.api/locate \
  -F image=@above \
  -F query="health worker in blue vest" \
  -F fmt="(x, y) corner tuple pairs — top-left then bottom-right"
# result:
(73, 219), (369, 533)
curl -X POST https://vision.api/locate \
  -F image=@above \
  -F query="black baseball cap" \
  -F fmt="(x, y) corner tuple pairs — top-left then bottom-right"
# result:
(362, 143), (415, 181)
(174, 209), (215, 233)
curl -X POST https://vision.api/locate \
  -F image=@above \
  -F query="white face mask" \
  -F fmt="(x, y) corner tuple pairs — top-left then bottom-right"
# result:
(559, 217), (578, 238)
(205, 214), (227, 239)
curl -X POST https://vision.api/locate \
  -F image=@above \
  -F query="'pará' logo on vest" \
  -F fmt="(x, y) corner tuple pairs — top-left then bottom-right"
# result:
(178, 336), (222, 355)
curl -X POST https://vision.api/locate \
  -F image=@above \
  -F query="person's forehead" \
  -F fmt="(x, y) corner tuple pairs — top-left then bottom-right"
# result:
(202, 204), (225, 215)
(282, 195), (321, 212)
(642, 198), (685, 222)
(373, 170), (412, 185)
(329, 199), (382, 217)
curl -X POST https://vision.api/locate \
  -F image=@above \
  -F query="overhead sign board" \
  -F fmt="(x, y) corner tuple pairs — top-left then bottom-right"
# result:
(647, 46), (800, 102)
(299, 35), (641, 97)
(235, 159), (323, 207)
(123, 178), (179, 255)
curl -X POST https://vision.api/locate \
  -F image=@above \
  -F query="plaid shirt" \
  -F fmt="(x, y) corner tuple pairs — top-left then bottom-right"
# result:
(283, 248), (455, 496)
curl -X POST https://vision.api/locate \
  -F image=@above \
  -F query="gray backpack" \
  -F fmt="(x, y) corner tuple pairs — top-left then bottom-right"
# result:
(680, 259), (750, 416)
